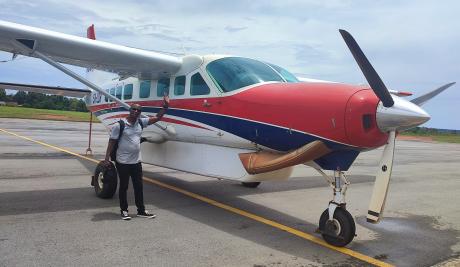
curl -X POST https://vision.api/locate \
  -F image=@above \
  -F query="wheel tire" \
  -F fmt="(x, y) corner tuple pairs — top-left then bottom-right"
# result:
(241, 182), (261, 188)
(94, 161), (118, 199)
(319, 207), (356, 247)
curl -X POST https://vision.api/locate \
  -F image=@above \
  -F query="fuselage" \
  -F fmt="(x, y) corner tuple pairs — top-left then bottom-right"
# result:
(87, 55), (392, 171)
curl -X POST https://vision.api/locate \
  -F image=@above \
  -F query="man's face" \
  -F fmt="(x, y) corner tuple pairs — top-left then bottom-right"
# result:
(129, 105), (142, 118)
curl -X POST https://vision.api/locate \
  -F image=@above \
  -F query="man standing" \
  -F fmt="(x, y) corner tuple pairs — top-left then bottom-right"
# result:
(103, 95), (169, 220)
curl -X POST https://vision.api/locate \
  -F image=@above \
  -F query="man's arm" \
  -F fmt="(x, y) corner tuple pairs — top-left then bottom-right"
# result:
(102, 139), (117, 166)
(147, 95), (170, 125)
(104, 139), (117, 161)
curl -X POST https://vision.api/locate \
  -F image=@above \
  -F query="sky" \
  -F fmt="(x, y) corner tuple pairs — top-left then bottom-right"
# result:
(0, 0), (458, 129)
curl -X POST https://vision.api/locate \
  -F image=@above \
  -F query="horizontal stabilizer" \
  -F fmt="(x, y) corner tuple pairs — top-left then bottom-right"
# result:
(410, 82), (456, 106)
(239, 140), (331, 174)
(0, 82), (90, 98)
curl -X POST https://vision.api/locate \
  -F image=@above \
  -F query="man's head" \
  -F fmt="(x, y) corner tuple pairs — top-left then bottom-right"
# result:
(129, 104), (142, 118)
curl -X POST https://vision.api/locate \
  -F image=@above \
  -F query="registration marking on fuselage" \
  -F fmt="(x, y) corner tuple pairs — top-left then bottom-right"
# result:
(0, 127), (393, 267)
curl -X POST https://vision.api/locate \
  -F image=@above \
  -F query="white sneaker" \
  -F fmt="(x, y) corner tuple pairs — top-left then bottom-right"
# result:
(121, 210), (131, 220)
(137, 210), (156, 219)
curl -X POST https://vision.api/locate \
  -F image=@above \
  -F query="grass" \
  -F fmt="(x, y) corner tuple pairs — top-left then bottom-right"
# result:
(0, 106), (99, 122)
(400, 131), (460, 143)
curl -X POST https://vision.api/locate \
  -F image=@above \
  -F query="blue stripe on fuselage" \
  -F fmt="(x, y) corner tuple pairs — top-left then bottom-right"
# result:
(94, 106), (360, 170)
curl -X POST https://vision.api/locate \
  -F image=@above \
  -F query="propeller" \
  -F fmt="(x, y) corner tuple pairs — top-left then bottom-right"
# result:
(339, 29), (394, 107)
(340, 30), (455, 223)
(410, 82), (456, 106)
(366, 131), (396, 223)
(340, 29), (397, 223)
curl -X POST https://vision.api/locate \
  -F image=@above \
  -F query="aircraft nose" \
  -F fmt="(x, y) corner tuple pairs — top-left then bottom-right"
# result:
(376, 96), (430, 132)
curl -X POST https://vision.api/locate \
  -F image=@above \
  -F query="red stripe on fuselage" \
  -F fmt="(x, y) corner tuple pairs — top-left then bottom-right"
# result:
(103, 113), (211, 131)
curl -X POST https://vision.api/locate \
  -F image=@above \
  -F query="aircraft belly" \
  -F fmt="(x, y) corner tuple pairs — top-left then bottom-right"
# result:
(140, 141), (293, 181)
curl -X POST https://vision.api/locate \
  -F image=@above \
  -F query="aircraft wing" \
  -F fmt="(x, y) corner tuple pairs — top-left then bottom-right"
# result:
(0, 82), (90, 98)
(0, 20), (182, 79)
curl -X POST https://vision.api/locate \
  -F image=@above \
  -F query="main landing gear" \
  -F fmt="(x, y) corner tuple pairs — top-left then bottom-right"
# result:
(316, 169), (356, 247)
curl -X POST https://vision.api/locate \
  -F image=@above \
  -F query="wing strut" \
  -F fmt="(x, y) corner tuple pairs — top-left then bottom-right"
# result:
(14, 39), (176, 136)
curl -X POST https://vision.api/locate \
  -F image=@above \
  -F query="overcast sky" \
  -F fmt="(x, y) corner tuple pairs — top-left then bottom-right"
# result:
(0, 0), (458, 129)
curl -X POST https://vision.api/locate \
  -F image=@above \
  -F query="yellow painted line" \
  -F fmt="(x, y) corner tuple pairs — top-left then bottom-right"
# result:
(0, 128), (393, 267)
(0, 128), (100, 164)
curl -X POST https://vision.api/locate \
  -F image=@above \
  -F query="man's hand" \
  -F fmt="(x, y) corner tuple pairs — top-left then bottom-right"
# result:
(163, 94), (170, 108)
(102, 159), (112, 168)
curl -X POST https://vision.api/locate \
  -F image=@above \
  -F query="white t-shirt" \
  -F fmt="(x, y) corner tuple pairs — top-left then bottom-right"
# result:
(110, 118), (150, 164)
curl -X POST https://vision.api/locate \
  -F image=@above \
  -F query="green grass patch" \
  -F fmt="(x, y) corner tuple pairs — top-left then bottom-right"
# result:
(431, 135), (460, 143)
(400, 131), (460, 143)
(0, 106), (99, 122)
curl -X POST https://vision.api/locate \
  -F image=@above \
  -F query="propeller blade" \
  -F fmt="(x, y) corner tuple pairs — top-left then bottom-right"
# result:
(410, 82), (456, 106)
(339, 29), (395, 107)
(367, 130), (396, 223)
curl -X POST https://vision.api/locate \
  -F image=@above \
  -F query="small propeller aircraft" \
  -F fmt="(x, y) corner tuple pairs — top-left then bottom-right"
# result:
(0, 20), (455, 246)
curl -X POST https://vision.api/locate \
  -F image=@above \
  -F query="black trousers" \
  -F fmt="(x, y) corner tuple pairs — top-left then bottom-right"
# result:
(115, 162), (145, 212)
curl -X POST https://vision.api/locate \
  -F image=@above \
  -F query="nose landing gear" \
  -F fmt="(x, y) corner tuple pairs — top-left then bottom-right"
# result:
(315, 169), (356, 247)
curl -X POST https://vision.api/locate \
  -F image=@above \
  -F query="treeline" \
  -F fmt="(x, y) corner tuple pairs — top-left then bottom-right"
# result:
(405, 126), (460, 135)
(0, 89), (88, 112)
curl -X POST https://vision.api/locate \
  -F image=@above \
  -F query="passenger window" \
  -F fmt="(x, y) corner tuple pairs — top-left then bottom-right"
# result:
(109, 87), (115, 102)
(139, 81), (151, 98)
(174, 76), (186, 96)
(115, 86), (123, 99)
(105, 89), (110, 102)
(157, 78), (170, 97)
(123, 84), (133, 100)
(190, 73), (210, 96)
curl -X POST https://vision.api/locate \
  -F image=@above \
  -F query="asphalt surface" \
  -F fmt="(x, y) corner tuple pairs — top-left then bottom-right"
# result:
(0, 118), (459, 267)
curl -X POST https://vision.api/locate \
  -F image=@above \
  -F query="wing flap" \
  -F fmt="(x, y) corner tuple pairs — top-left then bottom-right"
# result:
(0, 20), (182, 79)
(0, 82), (90, 98)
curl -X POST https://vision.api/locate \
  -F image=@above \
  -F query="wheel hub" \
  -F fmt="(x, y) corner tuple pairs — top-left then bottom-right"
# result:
(97, 172), (104, 189)
(325, 219), (341, 236)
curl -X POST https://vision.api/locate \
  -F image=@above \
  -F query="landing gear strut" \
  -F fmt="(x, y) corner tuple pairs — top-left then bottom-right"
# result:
(316, 169), (356, 247)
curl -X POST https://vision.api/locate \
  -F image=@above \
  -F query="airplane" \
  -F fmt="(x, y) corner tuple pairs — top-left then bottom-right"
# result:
(0, 20), (455, 247)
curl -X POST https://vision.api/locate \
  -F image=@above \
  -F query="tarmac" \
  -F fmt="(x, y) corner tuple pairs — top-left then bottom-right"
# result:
(0, 118), (459, 267)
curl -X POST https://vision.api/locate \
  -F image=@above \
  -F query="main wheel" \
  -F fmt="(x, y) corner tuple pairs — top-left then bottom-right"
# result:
(94, 161), (118, 199)
(319, 207), (356, 247)
(241, 182), (261, 188)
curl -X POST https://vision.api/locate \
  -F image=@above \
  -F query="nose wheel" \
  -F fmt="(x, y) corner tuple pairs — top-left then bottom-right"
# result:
(313, 168), (356, 246)
(319, 207), (356, 247)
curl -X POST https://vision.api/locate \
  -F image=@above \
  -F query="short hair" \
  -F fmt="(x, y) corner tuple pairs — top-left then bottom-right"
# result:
(130, 104), (142, 110)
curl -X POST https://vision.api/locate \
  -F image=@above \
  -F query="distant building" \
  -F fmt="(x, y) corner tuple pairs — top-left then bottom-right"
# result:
(0, 101), (5, 106)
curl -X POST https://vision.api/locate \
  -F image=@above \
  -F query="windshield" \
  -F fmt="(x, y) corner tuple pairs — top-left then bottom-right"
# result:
(268, 63), (299, 82)
(206, 57), (284, 92)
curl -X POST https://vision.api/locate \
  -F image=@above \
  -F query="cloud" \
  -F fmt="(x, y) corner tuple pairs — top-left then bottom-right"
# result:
(224, 26), (248, 33)
(0, 0), (459, 128)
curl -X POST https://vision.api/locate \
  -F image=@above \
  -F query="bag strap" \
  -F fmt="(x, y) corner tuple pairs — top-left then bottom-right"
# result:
(118, 120), (125, 140)
(138, 118), (144, 129)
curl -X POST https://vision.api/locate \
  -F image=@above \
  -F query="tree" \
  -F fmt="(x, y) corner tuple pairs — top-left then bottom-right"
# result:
(13, 91), (27, 105)
(0, 88), (6, 101)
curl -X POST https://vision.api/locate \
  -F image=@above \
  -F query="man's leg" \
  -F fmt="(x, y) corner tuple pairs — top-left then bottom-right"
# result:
(116, 162), (130, 212)
(131, 162), (145, 213)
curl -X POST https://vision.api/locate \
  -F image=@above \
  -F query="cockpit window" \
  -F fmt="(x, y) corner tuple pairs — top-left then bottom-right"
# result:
(268, 63), (299, 82)
(206, 57), (284, 92)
